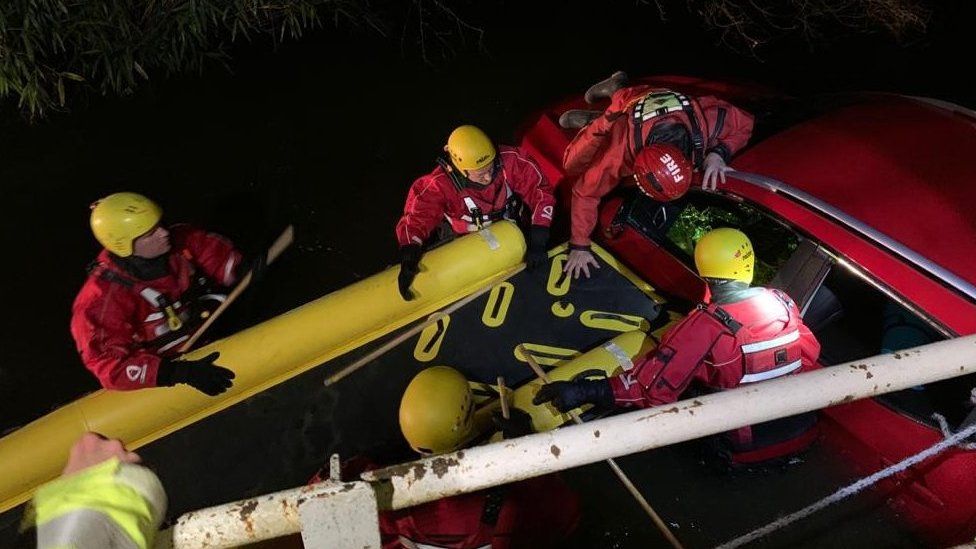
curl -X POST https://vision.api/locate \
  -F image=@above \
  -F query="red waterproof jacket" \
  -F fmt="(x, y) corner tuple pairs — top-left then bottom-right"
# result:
(610, 287), (820, 407)
(395, 145), (555, 247)
(378, 474), (580, 549)
(70, 225), (242, 390)
(564, 86), (754, 246)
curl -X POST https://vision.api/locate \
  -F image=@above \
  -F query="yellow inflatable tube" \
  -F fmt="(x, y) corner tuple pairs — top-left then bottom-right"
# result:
(0, 222), (526, 513)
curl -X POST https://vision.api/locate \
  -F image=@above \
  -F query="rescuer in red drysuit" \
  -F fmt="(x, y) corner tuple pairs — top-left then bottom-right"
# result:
(535, 229), (822, 466)
(375, 473), (580, 549)
(559, 71), (755, 279)
(309, 367), (580, 548)
(394, 125), (556, 300)
(71, 192), (251, 395)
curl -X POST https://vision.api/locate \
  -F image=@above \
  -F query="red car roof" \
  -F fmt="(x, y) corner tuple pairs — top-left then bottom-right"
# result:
(734, 95), (976, 290)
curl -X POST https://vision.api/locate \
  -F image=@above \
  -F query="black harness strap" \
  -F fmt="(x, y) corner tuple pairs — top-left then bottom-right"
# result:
(632, 91), (706, 169)
(88, 256), (215, 332)
(436, 156), (467, 193)
(704, 304), (743, 334)
(88, 261), (134, 288)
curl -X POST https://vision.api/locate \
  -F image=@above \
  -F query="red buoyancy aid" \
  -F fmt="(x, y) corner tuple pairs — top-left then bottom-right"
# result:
(436, 156), (522, 235)
(85, 252), (223, 355)
(610, 287), (821, 463)
(702, 288), (806, 389)
(613, 287), (810, 402)
(379, 474), (580, 549)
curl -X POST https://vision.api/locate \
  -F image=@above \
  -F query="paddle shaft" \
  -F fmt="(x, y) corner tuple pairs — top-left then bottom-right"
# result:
(324, 264), (526, 387)
(497, 377), (510, 419)
(518, 345), (685, 549)
(179, 225), (295, 353)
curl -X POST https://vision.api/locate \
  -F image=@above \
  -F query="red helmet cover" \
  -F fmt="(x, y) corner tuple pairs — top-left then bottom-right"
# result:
(632, 143), (692, 201)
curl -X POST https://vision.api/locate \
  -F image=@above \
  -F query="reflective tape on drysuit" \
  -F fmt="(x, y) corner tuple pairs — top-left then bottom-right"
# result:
(739, 330), (802, 383)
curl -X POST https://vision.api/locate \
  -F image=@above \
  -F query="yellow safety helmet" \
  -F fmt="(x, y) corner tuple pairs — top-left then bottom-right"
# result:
(445, 125), (496, 171)
(90, 192), (163, 257)
(399, 366), (475, 455)
(694, 228), (755, 283)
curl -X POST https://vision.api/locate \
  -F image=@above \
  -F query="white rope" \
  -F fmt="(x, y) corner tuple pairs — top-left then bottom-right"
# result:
(935, 414), (976, 451)
(716, 415), (976, 549)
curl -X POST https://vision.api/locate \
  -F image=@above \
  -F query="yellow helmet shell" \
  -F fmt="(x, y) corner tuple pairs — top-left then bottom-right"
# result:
(90, 192), (163, 257)
(399, 366), (474, 455)
(694, 227), (755, 283)
(446, 125), (496, 171)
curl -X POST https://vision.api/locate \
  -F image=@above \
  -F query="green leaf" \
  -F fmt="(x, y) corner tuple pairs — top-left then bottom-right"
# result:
(133, 60), (148, 80)
(61, 71), (85, 82)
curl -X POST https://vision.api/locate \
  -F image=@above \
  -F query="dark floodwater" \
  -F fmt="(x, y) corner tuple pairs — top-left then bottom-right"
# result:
(1, 0), (969, 545)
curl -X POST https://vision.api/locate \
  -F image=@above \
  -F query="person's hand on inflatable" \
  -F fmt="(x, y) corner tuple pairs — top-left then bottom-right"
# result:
(532, 379), (614, 413)
(398, 244), (422, 301)
(157, 352), (235, 396)
(62, 433), (141, 476)
(564, 246), (600, 279)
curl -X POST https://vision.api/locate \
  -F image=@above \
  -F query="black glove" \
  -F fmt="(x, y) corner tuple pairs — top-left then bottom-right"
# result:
(532, 378), (614, 413)
(241, 252), (268, 285)
(157, 352), (235, 396)
(492, 408), (535, 439)
(398, 244), (422, 301)
(525, 225), (550, 271)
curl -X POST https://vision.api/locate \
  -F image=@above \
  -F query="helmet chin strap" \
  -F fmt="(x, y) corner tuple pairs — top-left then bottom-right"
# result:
(463, 176), (492, 190)
(111, 253), (170, 281)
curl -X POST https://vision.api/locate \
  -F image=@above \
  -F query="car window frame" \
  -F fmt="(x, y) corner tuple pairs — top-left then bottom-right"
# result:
(622, 186), (955, 339)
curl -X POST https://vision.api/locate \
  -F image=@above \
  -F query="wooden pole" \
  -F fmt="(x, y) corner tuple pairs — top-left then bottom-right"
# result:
(497, 377), (510, 419)
(517, 344), (685, 549)
(179, 225), (294, 353)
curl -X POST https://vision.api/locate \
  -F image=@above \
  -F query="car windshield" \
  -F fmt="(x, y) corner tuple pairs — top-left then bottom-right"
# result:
(618, 190), (798, 286)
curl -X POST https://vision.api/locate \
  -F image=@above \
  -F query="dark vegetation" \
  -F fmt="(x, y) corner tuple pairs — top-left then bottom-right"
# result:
(1, 0), (931, 119)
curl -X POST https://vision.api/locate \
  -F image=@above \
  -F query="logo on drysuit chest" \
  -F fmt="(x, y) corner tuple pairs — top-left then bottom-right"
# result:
(125, 364), (147, 383)
(659, 153), (684, 183)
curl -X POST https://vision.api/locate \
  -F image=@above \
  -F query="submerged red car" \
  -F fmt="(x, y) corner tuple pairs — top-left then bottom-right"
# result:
(518, 75), (976, 546)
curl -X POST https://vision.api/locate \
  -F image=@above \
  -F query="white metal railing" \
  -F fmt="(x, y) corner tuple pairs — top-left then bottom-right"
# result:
(158, 335), (976, 548)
